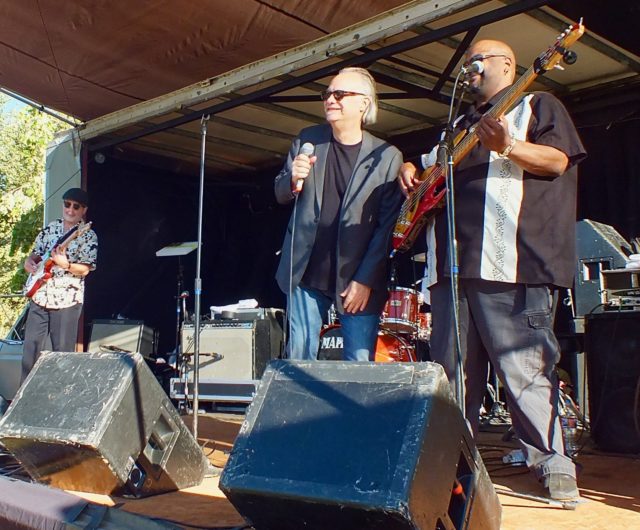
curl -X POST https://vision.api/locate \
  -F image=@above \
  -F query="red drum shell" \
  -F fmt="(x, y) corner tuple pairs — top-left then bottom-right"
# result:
(318, 324), (415, 362)
(417, 312), (432, 341)
(381, 287), (418, 334)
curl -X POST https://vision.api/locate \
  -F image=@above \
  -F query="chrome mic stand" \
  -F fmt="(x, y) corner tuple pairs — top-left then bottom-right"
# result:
(191, 114), (209, 440)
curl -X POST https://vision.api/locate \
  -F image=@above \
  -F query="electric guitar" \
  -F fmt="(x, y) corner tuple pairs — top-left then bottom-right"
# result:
(391, 21), (585, 254)
(24, 222), (93, 298)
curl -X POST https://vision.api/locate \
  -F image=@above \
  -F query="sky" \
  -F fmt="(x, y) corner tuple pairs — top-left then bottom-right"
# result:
(2, 98), (25, 112)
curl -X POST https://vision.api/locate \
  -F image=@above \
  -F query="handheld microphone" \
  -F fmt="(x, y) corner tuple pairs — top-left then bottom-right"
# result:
(295, 142), (315, 193)
(461, 60), (484, 75)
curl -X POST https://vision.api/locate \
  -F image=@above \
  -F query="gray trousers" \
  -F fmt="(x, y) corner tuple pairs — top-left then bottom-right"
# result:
(430, 279), (575, 479)
(22, 301), (82, 383)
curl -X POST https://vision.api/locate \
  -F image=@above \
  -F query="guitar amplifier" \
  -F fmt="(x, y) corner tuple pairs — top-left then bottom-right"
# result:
(176, 313), (283, 402)
(88, 319), (155, 356)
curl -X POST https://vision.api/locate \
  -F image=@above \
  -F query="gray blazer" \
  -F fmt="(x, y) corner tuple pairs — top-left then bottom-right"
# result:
(275, 124), (403, 314)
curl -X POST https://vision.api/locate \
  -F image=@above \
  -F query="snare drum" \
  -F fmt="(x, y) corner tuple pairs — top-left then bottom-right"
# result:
(318, 324), (416, 362)
(381, 287), (418, 334)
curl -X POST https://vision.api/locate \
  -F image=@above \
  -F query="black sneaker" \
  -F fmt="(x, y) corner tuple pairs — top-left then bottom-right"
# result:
(543, 473), (580, 501)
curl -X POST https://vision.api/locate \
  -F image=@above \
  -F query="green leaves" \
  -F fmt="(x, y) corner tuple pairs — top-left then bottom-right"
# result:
(0, 98), (68, 335)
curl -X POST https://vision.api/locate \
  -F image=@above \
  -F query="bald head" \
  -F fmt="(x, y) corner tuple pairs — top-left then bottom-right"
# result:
(465, 39), (517, 103)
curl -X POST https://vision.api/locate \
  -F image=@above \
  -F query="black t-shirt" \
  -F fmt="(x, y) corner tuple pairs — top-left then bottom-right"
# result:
(302, 138), (362, 293)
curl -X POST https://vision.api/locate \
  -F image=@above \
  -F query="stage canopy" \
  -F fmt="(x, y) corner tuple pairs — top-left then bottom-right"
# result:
(0, 0), (638, 179)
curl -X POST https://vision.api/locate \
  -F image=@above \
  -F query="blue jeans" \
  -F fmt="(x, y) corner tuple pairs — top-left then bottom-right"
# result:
(287, 285), (379, 361)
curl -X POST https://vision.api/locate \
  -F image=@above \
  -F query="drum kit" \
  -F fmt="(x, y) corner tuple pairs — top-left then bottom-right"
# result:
(318, 286), (431, 363)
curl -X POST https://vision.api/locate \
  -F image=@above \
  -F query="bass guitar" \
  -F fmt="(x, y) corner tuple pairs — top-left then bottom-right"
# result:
(391, 21), (585, 254)
(24, 222), (93, 298)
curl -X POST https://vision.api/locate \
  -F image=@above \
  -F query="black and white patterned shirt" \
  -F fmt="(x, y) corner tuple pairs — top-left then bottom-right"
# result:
(424, 90), (587, 289)
(30, 219), (98, 309)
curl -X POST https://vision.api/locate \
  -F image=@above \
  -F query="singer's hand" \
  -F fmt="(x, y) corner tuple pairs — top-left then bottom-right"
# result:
(340, 281), (371, 314)
(398, 162), (419, 197)
(475, 115), (512, 154)
(291, 154), (317, 191)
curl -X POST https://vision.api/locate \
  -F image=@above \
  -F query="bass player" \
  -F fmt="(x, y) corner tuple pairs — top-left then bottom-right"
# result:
(398, 39), (586, 501)
(21, 188), (98, 383)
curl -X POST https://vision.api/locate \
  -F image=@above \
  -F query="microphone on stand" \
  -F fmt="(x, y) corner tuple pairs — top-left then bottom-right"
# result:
(295, 142), (315, 193)
(461, 60), (484, 75)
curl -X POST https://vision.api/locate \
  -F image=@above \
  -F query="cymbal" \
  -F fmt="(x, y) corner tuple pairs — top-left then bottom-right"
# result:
(411, 252), (426, 263)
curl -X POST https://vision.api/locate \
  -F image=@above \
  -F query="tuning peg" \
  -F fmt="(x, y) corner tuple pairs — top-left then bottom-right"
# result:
(563, 50), (578, 65)
(553, 64), (566, 71)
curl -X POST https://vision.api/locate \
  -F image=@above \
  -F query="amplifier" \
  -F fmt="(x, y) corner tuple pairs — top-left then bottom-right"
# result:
(601, 269), (640, 310)
(178, 315), (283, 403)
(575, 220), (631, 317)
(88, 319), (155, 355)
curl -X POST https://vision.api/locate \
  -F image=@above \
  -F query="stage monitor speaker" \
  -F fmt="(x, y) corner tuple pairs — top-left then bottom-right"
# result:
(585, 312), (640, 453)
(181, 317), (283, 381)
(575, 220), (631, 317)
(220, 360), (501, 530)
(88, 319), (155, 355)
(0, 351), (208, 496)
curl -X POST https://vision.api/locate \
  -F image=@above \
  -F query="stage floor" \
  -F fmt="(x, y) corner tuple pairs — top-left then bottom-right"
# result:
(71, 413), (640, 530)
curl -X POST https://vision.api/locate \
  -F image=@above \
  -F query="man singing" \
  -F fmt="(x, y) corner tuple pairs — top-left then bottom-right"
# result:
(275, 67), (403, 361)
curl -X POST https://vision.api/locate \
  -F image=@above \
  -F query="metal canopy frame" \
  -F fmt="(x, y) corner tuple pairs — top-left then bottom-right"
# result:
(79, 0), (639, 176)
(84, 0), (550, 151)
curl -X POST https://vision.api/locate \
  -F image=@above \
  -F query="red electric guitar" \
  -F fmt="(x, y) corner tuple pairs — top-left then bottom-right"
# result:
(24, 222), (93, 298)
(391, 21), (585, 254)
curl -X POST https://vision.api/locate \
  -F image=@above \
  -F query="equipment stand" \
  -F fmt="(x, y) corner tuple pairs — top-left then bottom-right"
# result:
(191, 114), (210, 441)
(155, 242), (197, 378)
(438, 72), (469, 415)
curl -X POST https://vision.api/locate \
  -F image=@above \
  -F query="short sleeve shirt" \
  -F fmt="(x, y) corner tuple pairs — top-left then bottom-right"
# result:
(30, 219), (98, 309)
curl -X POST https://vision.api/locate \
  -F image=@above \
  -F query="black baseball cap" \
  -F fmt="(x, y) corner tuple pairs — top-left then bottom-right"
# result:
(62, 188), (89, 207)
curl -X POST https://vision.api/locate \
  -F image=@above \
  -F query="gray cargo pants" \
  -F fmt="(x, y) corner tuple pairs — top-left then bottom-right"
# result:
(429, 278), (575, 479)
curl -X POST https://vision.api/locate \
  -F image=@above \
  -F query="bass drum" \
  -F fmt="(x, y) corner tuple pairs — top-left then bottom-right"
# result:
(318, 324), (416, 362)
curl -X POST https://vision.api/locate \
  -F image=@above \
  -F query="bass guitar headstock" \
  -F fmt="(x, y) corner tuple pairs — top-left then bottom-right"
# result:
(534, 19), (585, 74)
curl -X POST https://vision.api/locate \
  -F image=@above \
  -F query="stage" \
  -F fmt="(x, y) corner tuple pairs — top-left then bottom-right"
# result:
(64, 413), (639, 530)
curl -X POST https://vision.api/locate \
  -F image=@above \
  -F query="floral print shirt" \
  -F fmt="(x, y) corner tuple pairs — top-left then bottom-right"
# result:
(30, 219), (98, 309)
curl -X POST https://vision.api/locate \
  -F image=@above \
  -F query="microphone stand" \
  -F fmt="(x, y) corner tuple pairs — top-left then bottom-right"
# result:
(191, 114), (209, 441)
(438, 72), (469, 415)
(174, 258), (184, 373)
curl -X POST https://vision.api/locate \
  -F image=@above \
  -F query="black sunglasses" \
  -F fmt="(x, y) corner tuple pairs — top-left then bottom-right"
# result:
(320, 89), (366, 102)
(462, 53), (510, 68)
(64, 200), (83, 211)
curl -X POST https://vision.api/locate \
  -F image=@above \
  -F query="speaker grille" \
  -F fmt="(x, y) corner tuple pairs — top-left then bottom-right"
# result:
(586, 312), (640, 453)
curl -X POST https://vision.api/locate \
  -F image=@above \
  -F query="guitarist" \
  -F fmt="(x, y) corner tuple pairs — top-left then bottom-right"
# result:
(21, 188), (98, 383)
(399, 40), (586, 501)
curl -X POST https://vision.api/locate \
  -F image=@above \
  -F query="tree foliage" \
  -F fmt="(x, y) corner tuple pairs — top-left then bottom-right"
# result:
(0, 95), (68, 336)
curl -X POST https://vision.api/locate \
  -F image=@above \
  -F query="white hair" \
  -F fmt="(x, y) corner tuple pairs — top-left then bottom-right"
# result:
(338, 67), (379, 125)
